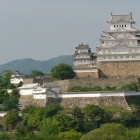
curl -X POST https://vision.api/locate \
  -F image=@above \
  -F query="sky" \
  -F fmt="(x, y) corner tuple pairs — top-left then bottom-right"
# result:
(0, 0), (140, 64)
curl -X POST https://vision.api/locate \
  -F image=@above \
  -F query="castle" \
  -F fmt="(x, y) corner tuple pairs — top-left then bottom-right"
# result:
(73, 13), (140, 78)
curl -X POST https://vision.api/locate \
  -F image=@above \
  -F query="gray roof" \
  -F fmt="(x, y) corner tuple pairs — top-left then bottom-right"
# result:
(43, 82), (60, 88)
(75, 43), (90, 49)
(109, 13), (134, 23)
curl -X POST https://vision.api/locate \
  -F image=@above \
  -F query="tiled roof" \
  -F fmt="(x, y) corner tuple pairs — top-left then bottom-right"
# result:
(19, 83), (39, 89)
(112, 15), (131, 22)
(75, 44), (90, 49)
(43, 82), (60, 88)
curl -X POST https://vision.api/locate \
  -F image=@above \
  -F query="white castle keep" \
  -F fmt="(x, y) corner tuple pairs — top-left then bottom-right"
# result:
(73, 13), (140, 78)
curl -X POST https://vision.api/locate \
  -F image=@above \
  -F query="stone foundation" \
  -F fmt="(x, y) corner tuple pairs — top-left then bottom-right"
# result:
(76, 72), (99, 78)
(97, 61), (140, 77)
(19, 95), (46, 109)
(75, 64), (91, 69)
(19, 94), (140, 110)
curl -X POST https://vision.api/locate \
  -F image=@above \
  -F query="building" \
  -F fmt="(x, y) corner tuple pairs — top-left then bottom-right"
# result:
(73, 43), (98, 78)
(96, 13), (140, 77)
(74, 13), (140, 78)
(10, 71), (26, 84)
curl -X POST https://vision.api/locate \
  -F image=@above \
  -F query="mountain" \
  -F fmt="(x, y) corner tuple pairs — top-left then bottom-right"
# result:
(0, 55), (73, 74)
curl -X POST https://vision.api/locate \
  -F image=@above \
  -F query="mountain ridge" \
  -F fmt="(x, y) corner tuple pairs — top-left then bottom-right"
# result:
(0, 55), (73, 74)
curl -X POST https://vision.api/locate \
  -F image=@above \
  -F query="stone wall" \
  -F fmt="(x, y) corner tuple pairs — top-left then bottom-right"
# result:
(55, 80), (70, 93)
(56, 77), (138, 93)
(19, 94), (140, 110)
(19, 95), (46, 109)
(76, 72), (98, 79)
(97, 61), (140, 77)
(58, 96), (130, 109)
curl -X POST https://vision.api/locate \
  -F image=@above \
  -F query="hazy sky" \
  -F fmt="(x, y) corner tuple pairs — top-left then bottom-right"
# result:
(0, 0), (140, 64)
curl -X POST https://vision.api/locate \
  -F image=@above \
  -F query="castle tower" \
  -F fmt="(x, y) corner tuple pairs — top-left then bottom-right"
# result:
(97, 13), (140, 77)
(73, 43), (98, 78)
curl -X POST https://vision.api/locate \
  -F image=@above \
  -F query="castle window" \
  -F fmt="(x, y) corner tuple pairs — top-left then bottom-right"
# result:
(135, 49), (138, 52)
(125, 24), (126, 27)
(119, 25), (121, 27)
(126, 56), (129, 58)
(103, 56), (106, 59)
(132, 56), (135, 58)
(120, 56), (123, 59)
(117, 25), (118, 27)
(114, 25), (115, 27)
(114, 56), (117, 59)
(122, 25), (123, 27)
(129, 49), (132, 52)
(108, 56), (111, 59)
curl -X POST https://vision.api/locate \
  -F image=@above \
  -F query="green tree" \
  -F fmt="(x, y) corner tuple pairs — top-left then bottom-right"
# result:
(22, 106), (42, 130)
(11, 88), (20, 99)
(0, 134), (11, 140)
(55, 113), (78, 132)
(40, 103), (63, 118)
(3, 96), (18, 111)
(51, 63), (75, 80)
(82, 105), (105, 132)
(59, 130), (82, 140)
(80, 123), (129, 140)
(27, 70), (45, 78)
(40, 118), (59, 135)
(72, 107), (84, 132)
(3, 109), (20, 131)
(0, 89), (9, 104)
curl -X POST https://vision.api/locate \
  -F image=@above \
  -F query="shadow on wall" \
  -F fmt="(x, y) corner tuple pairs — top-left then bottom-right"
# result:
(125, 95), (140, 110)
(98, 69), (108, 78)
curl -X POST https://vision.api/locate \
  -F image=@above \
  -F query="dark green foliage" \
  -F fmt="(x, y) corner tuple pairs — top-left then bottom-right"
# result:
(27, 70), (45, 78)
(40, 103), (63, 118)
(0, 134), (10, 140)
(68, 86), (103, 92)
(0, 89), (9, 104)
(121, 82), (139, 91)
(3, 109), (20, 130)
(3, 96), (18, 110)
(82, 105), (105, 132)
(15, 121), (27, 136)
(104, 85), (117, 91)
(17, 81), (23, 87)
(72, 107), (84, 132)
(55, 113), (78, 132)
(0, 70), (15, 89)
(51, 63), (75, 80)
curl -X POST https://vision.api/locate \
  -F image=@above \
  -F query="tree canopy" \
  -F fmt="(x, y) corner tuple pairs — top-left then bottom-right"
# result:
(50, 63), (75, 80)
(27, 70), (45, 78)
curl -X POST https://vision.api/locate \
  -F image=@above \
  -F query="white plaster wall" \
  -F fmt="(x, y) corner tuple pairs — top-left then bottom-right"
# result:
(10, 78), (23, 84)
(19, 89), (33, 95)
(33, 94), (46, 99)
(32, 91), (140, 99)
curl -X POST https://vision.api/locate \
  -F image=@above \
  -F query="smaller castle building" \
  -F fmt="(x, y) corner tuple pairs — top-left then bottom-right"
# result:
(73, 43), (98, 78)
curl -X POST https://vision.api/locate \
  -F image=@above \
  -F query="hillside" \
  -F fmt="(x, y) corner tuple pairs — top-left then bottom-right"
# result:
(0, 55), (73, 74)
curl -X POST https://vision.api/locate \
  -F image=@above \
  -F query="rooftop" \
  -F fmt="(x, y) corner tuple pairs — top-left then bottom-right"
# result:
(75, 43), (90, 49)
(108, 13), (135, 23)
